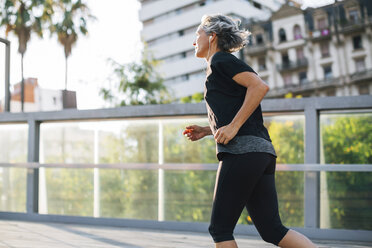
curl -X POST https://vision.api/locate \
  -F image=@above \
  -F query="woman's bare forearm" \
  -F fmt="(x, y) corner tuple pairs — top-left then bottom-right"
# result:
(203, 126), (213, 136)
(230, 83), (269, 131)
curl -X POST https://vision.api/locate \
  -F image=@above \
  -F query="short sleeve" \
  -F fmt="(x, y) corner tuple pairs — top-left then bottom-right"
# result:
(213, 54), (257, 79)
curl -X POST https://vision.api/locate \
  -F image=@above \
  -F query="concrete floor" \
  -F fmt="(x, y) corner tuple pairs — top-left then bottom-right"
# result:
(0, 220), (371, 248)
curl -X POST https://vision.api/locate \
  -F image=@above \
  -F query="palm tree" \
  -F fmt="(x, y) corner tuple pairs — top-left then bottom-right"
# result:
(0, 0), (54, 112)
(50, 0), (95, 91)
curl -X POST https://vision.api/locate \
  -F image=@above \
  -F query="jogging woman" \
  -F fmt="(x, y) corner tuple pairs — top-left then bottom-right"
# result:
(183, 14), (317, 248)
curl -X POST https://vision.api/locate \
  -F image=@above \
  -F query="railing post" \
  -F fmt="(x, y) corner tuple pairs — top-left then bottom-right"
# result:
(94, 128), (100, 217)
(304, 105), (320, 228)
(0, 38), (11, 112)
(27, 120), (40, 214)
(158, 120), (165, 221)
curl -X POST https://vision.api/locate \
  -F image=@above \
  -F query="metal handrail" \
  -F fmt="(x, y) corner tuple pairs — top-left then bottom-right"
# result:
(1, 96), (371, 123)
(1, 162), (372, 172)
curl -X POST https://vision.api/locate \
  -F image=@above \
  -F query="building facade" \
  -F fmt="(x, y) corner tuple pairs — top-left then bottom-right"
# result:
(139, 0), (284, 99)
(0, 78), (76, 112)
(245, 0), (372, 98)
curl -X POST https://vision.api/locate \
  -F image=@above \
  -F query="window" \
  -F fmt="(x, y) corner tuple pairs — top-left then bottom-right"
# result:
(253, 1), (262, 9)
(296, 48), (304, 60)
(163, 53), (183, 63)
(326, 88), (336, 96)
(283, 74), (292, 86)
(143, 18), (154, 26)
(181, 74), (189, 81)
(317, 17), (327, 30)
(186, 50), (195, 57)
(247, 35), (253, 46)
(178, 30), (184, 36)
(261, 76), (269, 84)
(323, 65), (333, 80)
(353, 35), (363, 50)
(282, 52), (289, 65)
(256, 34), (263, 45)
(279, 28), (287, 42)
(299, 71), (307, 84)
(199, 0), (213, 6)
(349, 9), (359, 24)
(320, 42), (330, 58)
(293, 25), (302, 40)
(184, 25), (198, 35)
(181, 52), (186, 58)
(141, 0), (152, 6)
(258, 57), (266, 71)
(355, 58), (366, 72)
(358, 85), (369, 95)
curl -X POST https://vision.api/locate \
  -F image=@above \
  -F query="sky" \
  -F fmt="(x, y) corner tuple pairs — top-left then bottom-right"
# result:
(0, 0), (142, 110)
(0, 0), (335, 110)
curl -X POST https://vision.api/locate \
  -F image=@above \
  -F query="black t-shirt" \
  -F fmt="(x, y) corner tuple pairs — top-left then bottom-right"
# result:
(204, 51), (271, 141)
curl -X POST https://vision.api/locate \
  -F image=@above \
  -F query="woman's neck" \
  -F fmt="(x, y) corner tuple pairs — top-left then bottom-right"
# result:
(206, 48), (221, 64)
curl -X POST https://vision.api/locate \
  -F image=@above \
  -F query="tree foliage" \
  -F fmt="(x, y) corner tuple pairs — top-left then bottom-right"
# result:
(321, 114), (372, 229)
(0, 0), (55, 110)
(49, 0), (95, 90)
(180, 92), (204, 104)
(100, 48), (172, 106)
(0, 0), (53, 53)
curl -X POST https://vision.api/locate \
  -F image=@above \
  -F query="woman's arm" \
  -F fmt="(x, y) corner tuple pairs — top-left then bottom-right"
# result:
(214, 71), (269, 145)
(183, 125), (212, 141)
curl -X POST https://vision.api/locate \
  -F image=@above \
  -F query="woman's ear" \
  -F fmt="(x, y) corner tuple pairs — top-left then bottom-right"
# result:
(209, 33), (216, 42)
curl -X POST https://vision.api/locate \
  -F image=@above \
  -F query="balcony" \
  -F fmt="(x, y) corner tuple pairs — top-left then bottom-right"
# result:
(308, 28), (332, 42)
(350, 68), (372, 83)
(0, 97), (372, 245)
(340, 18), (366, 35)
(276, 58), (308, 72)
(246, 42), (272, 56)
(141, 0), (266, 41)
(266, 76), (343, 97)
(158, 56), (205, 79)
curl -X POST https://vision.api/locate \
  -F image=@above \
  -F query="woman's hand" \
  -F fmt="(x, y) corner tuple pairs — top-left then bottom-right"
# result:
(183, 125), (211, 141)
(214, 123), (239, 145)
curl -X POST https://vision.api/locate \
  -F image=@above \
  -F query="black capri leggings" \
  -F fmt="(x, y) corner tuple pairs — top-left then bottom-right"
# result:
(208, 152), (289, 246)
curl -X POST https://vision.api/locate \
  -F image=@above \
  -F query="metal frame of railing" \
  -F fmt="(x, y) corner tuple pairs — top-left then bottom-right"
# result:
(0, 38), (10, 112)
(0, 96), (372, 242)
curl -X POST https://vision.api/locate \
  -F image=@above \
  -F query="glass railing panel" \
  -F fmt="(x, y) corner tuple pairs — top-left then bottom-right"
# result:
(163, 169), (215, 222)
(99, 169), (158, 220)
(0, 124), (28, 212)
(0, 167), (27, 212)
(320, 112), (372, 230)
(40, 168), (158, 219)
(0, 124), (28, 163)
(162, 118), (217, 163)
(97, 120), (159, 163)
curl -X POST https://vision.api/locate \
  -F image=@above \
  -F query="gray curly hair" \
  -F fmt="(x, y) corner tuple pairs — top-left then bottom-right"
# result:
(199, 14), (250, 53)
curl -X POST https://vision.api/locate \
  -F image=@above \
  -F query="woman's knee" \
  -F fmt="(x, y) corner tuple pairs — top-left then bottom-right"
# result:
(258, 224), (289, 246)
(208, 224), (235, 243)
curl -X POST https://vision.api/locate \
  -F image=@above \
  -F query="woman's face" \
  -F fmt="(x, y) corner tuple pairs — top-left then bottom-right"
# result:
(193, 26), (209, 58)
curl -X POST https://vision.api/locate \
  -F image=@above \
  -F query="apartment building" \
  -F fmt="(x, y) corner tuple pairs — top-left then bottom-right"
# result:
(139, 0), (284, 99)
(245, 0), (372, 98)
